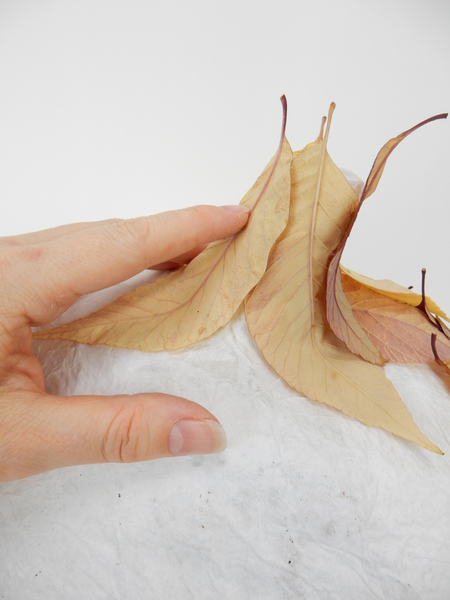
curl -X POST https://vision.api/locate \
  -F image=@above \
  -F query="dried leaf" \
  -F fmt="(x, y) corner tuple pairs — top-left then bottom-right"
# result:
(341, 270), (450, 363)
(326, 113), (448, 360)
(34, 99), (293, 351)
(245, 105), (442, 454)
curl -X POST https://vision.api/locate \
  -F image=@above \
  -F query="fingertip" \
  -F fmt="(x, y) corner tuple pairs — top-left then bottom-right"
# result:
(219, 205), (250, 233)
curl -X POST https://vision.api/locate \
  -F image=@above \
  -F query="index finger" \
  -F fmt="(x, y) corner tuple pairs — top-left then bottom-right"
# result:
(24, 205), (249, 319)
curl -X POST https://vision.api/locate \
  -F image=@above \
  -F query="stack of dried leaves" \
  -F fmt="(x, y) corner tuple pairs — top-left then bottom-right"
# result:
(34, 98), (449, 453)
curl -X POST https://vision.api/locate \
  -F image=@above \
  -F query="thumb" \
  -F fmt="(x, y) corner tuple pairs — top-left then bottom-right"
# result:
(57, 393), (227, 466)
(14, 392), (227, 477)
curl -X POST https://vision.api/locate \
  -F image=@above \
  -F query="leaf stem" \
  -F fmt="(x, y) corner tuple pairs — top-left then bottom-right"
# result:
(248, 95), (288, 213)
(359, 113), (448, 207)
(316, 116), (327, 143)
(309, 102), (335, 328)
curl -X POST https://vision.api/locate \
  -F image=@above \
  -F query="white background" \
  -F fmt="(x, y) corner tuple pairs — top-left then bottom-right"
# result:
(0, 0), (449, 305)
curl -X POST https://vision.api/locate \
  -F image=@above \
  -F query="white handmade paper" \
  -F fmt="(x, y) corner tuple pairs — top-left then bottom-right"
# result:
(1, 269), (450, 599)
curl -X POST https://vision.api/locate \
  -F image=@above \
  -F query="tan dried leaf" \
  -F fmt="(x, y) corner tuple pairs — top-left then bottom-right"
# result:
(245, 106), (442, 454)
(34, 100), (293, 351)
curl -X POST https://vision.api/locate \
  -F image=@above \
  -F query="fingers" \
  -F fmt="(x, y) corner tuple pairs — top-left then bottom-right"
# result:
(0, 391), (227, 480)
(20, 205), (249, 321)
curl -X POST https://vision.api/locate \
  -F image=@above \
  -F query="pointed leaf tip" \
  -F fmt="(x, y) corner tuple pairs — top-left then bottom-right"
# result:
(327, 102), (336, 124)
(316, 116), (327, 143)
(279, 96), (287, 138)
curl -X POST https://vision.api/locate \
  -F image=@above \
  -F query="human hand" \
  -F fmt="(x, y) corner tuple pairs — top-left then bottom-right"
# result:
(0, 205), (249, 481)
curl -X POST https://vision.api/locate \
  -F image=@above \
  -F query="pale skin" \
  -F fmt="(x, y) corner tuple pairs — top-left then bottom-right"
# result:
(0, 204), (250, 481)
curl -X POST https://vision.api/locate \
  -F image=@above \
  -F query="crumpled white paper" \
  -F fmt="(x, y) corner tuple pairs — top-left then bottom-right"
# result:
(1, 267), (450, 600)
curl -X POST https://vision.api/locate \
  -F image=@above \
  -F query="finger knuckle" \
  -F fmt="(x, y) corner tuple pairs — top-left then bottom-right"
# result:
(107, 216), (157, 269)
(101, 401), (149, 464)
(0, 244), (48, 317)
(120, 217), (153, 250)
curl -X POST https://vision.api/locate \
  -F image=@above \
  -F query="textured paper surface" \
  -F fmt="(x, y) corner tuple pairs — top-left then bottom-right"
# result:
(1, 271), (450, 599)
